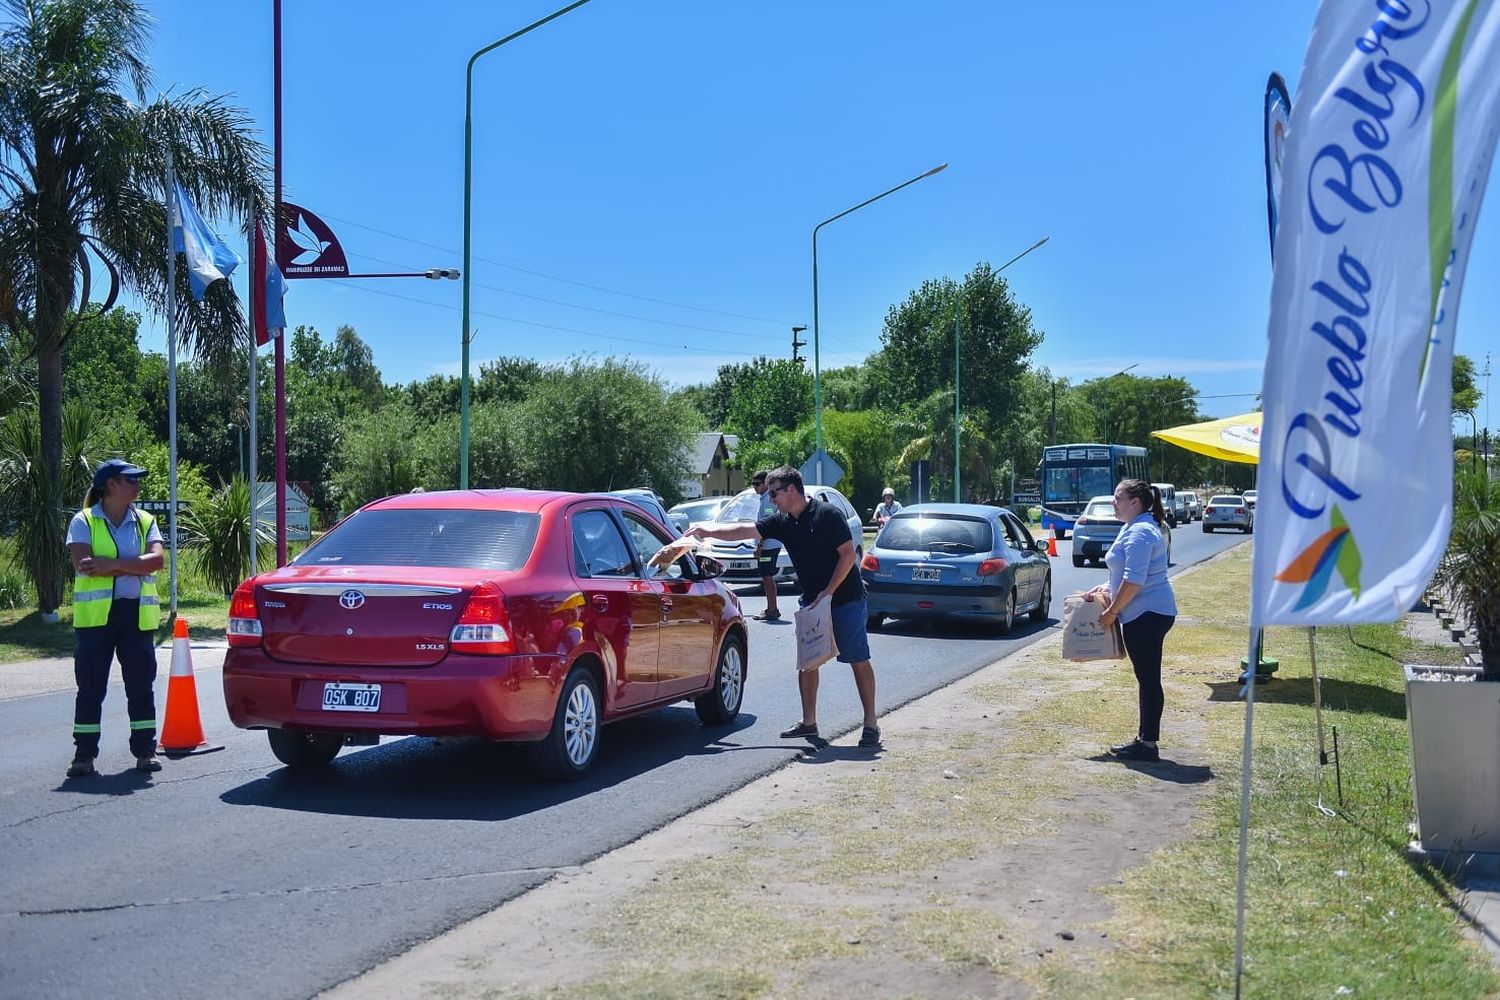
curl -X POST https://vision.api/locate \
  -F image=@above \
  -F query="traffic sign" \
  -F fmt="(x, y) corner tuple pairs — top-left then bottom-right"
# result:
(800, 448), (844, 486)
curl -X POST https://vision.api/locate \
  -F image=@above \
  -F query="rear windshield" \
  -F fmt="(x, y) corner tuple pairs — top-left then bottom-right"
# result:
(296, 508), (541, 570)
(880, 515), (993, 553)
(1083, 501), (1116, 519)
(1208, 496), (1243, 505)
(676, 499), (724, 521)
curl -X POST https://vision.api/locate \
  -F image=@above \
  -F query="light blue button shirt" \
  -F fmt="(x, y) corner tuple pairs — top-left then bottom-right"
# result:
(1104, 513), (1177, 624)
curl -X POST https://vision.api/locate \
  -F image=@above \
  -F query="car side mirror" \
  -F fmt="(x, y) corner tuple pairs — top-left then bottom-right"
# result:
(694, 555), (726, 580)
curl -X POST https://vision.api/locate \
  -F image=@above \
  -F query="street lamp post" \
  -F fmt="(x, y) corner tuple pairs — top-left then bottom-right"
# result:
(811, 163), (947, 484)
(460, 0), (597, 489)
(953, 236), (1049, 501)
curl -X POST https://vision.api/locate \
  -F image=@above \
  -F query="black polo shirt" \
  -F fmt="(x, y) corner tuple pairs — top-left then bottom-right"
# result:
(756, 496), (865, 607)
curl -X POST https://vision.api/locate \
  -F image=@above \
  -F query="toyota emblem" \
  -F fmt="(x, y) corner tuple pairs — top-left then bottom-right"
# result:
(339, 589), (366, 610)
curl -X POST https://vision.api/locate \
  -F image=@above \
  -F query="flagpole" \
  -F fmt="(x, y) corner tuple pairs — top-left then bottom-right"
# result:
(164, 151), (180, 621)
(273, 0), (288, 567)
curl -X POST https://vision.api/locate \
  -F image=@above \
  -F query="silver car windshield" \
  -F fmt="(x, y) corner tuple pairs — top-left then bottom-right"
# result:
(716, 491), (762, 523)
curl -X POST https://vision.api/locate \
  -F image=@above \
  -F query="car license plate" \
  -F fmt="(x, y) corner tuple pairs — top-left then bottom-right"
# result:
(729, 560), (755, 570)
(322, 682), (381, 712)
(912, 566), (942, 582)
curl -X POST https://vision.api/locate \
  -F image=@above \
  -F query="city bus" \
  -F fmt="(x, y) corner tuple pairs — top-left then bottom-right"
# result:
(1037, 443), (1150, 537)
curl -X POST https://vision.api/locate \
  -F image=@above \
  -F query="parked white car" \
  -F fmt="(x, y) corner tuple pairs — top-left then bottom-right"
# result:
(667, 495), (730, 533)
(697, 483), (864, 588)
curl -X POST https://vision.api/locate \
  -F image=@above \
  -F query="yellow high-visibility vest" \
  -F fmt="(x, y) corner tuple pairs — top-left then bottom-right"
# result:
(73, 508), (160, 630)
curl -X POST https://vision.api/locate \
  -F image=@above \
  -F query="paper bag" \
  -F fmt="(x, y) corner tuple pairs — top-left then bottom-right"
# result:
(646, 536), (702, 573)
(794, 597), (839, 672)
(1060, 593), (1126, 662)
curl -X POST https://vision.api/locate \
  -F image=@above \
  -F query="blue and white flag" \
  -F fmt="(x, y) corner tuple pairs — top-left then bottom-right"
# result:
(1252, 0), (1500, 626)
(170, 181), (240, 300)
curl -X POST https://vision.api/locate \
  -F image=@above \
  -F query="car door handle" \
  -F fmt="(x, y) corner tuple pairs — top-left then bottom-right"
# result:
(589, 594), (610, 613)
(659, 596), (673, 613)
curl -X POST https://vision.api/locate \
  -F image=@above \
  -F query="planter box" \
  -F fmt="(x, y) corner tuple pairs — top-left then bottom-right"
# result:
(1406, 664), (1500, 865)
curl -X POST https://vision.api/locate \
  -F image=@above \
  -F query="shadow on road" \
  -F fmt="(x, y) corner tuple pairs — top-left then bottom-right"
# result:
(1203, 678), (1406, 719)
(1084, 753), (1215, 784)
(54, 769), (158, 796)
(873, 617), (1054, 642)
(218, 709), (762, 821)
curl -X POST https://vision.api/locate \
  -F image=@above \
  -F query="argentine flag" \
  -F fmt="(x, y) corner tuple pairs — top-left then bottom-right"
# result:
(170, 181), (240, 300)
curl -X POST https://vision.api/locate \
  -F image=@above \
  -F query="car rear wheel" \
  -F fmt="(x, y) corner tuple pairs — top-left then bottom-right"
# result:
(695, 636), (745, 726)
(866, 612), (884, 632)
(267, 729), (342, 769)
(1203, 525), (1212, 533)
(1030, 575), (1051, 624)
(997, 588), (1016, 635)
(532, 667), (601, 781)
(1072, 555), (1085, 568)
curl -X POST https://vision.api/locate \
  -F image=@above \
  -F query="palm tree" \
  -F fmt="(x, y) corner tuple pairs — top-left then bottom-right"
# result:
(0, 0), (269, 610)
(1432, 467), (1500, 679)
(894, 389), (998, 501)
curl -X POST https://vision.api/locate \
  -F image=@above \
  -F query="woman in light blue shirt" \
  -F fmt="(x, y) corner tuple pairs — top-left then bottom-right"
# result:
(1086, 479), (1177, 762)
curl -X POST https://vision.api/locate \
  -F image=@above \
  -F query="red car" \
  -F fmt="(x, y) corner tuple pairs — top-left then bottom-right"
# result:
(223, 490), (748, 780)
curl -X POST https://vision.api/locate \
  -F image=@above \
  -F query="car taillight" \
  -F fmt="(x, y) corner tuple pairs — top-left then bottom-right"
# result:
(450, 581), (515, 655)
(977, 557), (1008, 576)
(861, 553), (879, 572)
(1236, 507), (1246, 515)
(227, 579), (262, 647)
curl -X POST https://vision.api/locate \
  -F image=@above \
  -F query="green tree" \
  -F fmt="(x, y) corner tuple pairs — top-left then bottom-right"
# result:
(334, 399), (421, 508)
(0, 0), (269, 607)
(1454, 353), (1482, 416)
(725, 357), (812, 438)
(511, 357), (695, 503)
(821, 364), (877, 411)
(476, 356), (545, 406)
(892, 390), (999, 503)
(869, 262), (1043, 427)
(0, 400), (97, 613)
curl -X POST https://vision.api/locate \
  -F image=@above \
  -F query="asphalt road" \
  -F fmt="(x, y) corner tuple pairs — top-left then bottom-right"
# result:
(0, 525), (1249, 1000)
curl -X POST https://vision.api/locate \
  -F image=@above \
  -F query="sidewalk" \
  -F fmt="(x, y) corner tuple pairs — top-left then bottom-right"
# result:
(0, 636), (228, 702)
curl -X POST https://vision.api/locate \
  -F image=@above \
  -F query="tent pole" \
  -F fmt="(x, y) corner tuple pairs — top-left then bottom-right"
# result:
(1233, 626), (1259, 998)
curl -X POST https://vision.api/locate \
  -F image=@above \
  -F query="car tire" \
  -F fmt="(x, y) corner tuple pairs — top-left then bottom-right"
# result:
(866, 613), (884, 632)
(531, 667), (601, 782)
(1030, 574), (1051, 624)
(1072, 555), (1085, 568)
(267, 729), (342, 769)
(997, 588), (1016, 635)
(1203, 525), (1212, 533)
(695, 636), (745, 726)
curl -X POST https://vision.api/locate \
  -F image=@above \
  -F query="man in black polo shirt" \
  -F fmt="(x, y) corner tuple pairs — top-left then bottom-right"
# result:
(687, 465), (880, 747)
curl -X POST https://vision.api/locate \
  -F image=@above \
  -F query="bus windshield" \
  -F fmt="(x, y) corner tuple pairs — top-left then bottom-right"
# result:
(1044, 465), (1114, 504)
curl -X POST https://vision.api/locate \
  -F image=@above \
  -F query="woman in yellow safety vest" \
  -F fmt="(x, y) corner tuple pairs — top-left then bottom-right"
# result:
(65, 459), (165, 778)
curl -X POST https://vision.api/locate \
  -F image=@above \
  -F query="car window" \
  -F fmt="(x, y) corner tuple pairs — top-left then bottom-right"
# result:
(880, 514), (992, 552)
(1083, 501), (1115, 519)
(296, 508), (540, 570)
(620, 511), (672, 569)
(570, 509), (637, 578)
(1209, 496), (1242, 505)
(716, 490), (762, 523)
(999, 514), (1032, 551)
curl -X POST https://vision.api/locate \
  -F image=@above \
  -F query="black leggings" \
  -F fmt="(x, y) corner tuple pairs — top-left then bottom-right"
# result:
(1121, 612), (1175, 743)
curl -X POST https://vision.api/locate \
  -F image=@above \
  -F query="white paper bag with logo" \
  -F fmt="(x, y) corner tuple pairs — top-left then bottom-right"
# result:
(794, 596), (839, 673)
(1060, 593), (1125, 662)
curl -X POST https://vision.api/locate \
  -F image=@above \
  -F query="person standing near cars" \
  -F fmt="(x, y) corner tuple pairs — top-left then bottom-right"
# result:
(688, 465), (881, 747)
(1085, 478), (1177, 762)
(748, 471), (785, 621)
(874, 487), (902, 526)
(65, 459), (165, 777)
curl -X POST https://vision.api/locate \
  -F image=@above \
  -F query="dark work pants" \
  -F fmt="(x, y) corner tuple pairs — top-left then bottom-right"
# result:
(1121, 611), (1175, 743)
(73, 599), (158, 757)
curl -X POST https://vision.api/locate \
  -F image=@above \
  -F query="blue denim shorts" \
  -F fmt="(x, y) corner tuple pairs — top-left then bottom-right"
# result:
(830, 597), (871, 664)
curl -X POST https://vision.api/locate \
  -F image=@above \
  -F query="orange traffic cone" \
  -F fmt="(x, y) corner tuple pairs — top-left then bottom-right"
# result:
(159, 618), (224, 758)
(1046, 527), (1058, 558)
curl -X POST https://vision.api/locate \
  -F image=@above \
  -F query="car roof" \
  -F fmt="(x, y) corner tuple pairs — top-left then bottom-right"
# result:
(361, 489), (630, 514)
(894, 502), (1008, 519)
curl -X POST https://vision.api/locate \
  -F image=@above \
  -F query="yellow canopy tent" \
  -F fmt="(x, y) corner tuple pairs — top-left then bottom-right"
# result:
(1150, 411), (1262, 465)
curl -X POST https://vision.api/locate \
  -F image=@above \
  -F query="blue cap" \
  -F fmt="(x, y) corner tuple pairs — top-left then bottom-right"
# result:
(93, 458), (148, 490)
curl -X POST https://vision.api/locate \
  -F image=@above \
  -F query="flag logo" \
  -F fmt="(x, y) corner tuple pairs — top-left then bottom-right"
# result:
(1273, 505), (1363, 611)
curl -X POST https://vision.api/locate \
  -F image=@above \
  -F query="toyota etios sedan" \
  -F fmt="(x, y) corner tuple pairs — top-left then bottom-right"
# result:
(223, 490), (748, 780)
(860, 504), (1052, 633)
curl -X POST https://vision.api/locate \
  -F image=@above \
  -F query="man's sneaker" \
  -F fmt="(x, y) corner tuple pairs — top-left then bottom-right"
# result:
(857, 726), (881, 748)
(1109, 739), (1159, 762)
(66, 755), (96, 778)
(779, 721), (819, 739)
(1109, 739), (1141, 755)
(135, 754), (163, 773)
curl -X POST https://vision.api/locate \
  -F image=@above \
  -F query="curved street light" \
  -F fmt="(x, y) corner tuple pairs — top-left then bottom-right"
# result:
(460, 0), (597, 489)
(810, 162), (948, 484)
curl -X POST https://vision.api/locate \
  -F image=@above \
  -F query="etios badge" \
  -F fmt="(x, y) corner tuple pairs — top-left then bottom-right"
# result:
(339, 589), (366, 610)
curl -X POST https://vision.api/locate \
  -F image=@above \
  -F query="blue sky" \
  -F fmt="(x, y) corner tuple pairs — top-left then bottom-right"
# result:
(131, 1), (1499, 429)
